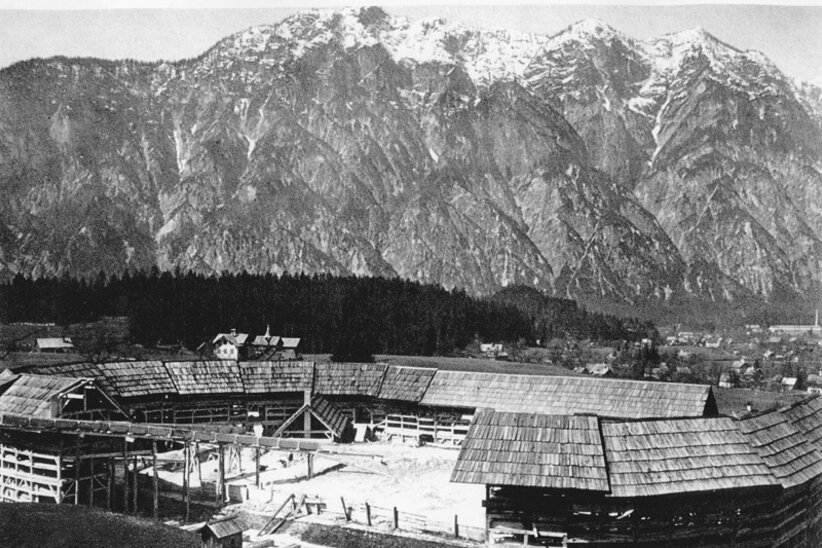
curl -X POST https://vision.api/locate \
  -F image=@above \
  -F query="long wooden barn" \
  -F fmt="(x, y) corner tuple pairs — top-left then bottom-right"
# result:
(14, 357), (822, 547)
(451, 401), (822, 547)
(22, 360), (717, 442)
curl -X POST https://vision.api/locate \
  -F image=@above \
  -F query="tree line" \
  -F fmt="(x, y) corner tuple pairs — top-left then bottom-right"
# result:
(0, 271), (653, 358)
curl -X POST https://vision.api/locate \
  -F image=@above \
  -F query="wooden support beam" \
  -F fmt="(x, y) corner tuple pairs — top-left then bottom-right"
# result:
(255, 447), (261, 488)
(393, 506), (399, 529)
(218, 443), (226, 503)
(122, 440), (128, 512)
(195, 442), (202, 486)
(152, 441), (159, 519)
(182, 441), (190, 523)
(74, 438), (80, 505)
(485, 485), (490, 543)
(132, 455), (138, 514)
(366, 502), (372, 526)
(56, 449), (62, 504)
(106, 457), (113, 510)
(89, 454), (94, 508)
(306, 453), (314, 479)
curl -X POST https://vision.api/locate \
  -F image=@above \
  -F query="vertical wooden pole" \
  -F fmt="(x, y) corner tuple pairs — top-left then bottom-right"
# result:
(106, 457), (113, 510)
(195, 443), (203, 486)
(255, 447), (261, 488)
(152, 441), (159, 519)
(183, 442), (190, 523)
(393, 506), (399, 529)
(454, 514), (459, 538)
(306, 453), (314, 479)
(484, 485), (490, 543)
(74, 439), (80, 505)
(217, 443), (225, 503)
(366, 502), (372, 526)
(340, 497), (350, 521)
(132, 455), (138, 514)
(122, 439), (128, 512)
(56, 448), (62, 504)
(89, 454), (94, 507)
(303, 390), (312, 436)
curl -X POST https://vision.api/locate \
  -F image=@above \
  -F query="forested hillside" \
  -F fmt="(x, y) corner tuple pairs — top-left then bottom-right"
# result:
(0, 272), (650, 356)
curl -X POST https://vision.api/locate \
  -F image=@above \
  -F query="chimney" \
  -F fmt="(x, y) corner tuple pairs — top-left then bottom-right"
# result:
(230, 328), (237, 337)
(264, 324), (271, 342)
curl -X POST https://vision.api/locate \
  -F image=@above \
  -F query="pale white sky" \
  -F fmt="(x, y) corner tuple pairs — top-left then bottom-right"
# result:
(0, 1), (820, 84)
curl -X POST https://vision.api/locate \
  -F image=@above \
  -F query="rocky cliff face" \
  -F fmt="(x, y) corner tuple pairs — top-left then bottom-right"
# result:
(0, 7), (820, 306)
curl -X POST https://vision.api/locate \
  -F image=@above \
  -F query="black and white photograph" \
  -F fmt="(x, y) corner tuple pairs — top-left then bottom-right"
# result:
(1, 0), (822, 546)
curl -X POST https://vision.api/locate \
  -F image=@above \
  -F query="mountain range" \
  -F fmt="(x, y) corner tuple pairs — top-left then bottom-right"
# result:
(0, 6), (820, 313)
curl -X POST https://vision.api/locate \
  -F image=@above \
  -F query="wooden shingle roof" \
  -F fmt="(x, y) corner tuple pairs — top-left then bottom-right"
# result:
(313, 362), (387, 396)
(781, 396), (822, 451)
(421, 371), (713, 419)
(202, 515), (244, 539)
(165, 361), (244, 395)
(377, 366), (437, 402)
(602, 418), (778, 497)
(96, 361), (177, 398)
(310, 395), (349, 436)
(451, 409), (609, 491)
(31, 362), (114, 395)
(0, 374), (88, 418)
(239, 361), (313, 393)
(739, 410), (822, 488)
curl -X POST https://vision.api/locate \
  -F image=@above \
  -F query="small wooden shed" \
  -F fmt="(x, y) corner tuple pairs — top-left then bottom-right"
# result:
(200, 515), (244, 548)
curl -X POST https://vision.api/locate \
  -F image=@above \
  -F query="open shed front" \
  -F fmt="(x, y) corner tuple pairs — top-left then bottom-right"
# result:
(485, 485), (780, 547)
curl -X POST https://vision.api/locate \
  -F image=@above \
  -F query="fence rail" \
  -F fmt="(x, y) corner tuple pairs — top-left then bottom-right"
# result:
(300, 495), (486, 542)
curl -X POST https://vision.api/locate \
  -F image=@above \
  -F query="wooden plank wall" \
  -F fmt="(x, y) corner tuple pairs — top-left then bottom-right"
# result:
(485, 486), (803, 547)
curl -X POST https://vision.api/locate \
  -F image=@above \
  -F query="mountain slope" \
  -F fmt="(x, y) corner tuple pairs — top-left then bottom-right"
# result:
(0, 7), (820, 307)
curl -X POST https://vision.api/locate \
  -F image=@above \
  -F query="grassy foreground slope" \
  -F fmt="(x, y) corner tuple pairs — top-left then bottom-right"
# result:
(0, 503), (199, 548)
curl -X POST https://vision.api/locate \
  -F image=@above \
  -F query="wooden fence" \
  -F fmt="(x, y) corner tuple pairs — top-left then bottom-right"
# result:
(272, 492), (485, 542)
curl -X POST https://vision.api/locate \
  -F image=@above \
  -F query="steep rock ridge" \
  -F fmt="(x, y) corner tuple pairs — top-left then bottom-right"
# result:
(0, 6), (820, 304)
(526, 21), (822, 299)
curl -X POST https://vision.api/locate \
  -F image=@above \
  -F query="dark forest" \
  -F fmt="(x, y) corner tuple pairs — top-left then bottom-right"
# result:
(0, 271), (653, 356)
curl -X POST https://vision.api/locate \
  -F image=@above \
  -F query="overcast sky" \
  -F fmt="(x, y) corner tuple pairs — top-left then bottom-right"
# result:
(1, 2), (820, 84)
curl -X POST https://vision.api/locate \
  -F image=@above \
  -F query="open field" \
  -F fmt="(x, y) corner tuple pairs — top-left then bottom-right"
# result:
(0, 503), (199, 548)
(714, 387), (810, 416)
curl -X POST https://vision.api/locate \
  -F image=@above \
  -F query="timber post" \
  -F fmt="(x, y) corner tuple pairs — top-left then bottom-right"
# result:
(74, 438), (80, 505)
(255, 446), (261, 488)
(152, 440), (159, 519)
(132, 455), (138, 514)
(393, 506), (399, 529)
(454, 514), (459, 538)
(217, 442), (226, 503)
(106, 457), (113, 510)
(195, 442), (202, 485)
(306, 453), (314, 479)
(183, 441), (190, 523)
(122, 439), (128, 512)
(366, 502), (372, 526)
(89, 453), (94, 507)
